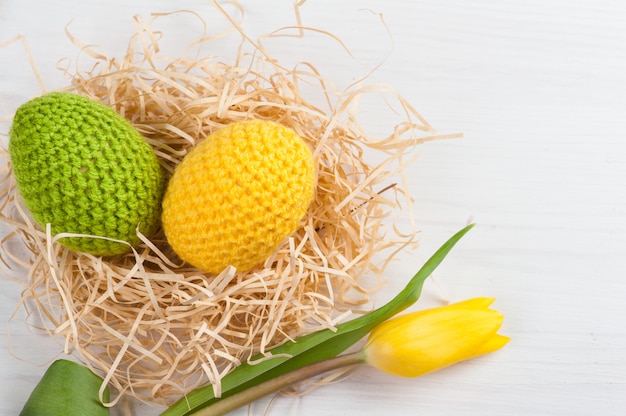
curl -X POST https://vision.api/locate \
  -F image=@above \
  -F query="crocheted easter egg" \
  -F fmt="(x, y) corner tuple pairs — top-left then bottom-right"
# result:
(162, 120), (316, 274)
(9, 92), (164, 256)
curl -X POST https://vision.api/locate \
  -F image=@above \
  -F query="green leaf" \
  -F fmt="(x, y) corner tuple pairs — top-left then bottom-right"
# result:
(162, 224), (474, 416)
(20, 359), (110, 416)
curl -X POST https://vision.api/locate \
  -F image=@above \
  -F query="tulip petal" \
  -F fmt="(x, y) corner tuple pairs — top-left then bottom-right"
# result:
(445, 297), (495, 310)
(473, 334), (511, 357)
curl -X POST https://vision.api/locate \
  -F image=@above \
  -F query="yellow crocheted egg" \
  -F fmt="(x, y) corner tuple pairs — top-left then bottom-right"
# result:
(162, 120), (316, 274)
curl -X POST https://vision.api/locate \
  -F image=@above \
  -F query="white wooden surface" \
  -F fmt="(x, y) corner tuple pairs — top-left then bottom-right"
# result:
(2, 1), (625, 415)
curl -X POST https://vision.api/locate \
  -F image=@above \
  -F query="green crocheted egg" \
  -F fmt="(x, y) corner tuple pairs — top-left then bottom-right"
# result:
(9, 92), (164, 256)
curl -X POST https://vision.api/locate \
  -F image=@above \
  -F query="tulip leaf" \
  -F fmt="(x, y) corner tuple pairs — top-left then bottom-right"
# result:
(162, 224), (474, 416)
(20, 359), (109, 416)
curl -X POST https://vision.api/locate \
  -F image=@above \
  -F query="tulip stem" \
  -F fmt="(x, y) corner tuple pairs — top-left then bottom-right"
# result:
(188, 352), (365, 416)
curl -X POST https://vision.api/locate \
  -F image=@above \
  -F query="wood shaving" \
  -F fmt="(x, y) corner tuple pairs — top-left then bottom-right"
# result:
(0, 2), (456, 407)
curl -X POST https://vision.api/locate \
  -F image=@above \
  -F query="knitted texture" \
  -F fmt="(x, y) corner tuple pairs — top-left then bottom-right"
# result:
(9, 92), (164, 255)
(162, 120), (316, 274)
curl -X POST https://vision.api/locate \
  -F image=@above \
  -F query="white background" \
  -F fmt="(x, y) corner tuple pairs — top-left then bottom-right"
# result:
(1, 1), (625, 415)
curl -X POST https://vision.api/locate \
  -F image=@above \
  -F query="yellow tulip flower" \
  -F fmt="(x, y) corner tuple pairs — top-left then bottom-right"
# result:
(363, 298), (510, 377)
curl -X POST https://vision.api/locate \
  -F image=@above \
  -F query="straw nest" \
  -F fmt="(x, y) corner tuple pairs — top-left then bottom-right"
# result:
(0, 3), (453, 407)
